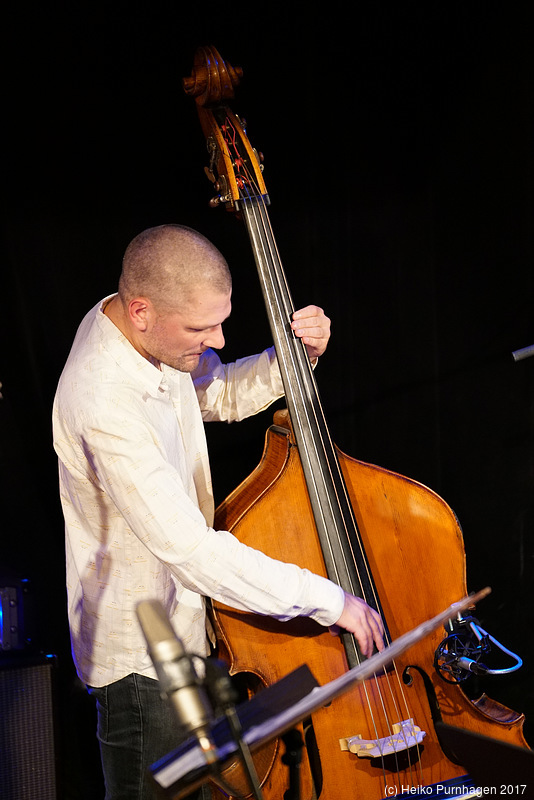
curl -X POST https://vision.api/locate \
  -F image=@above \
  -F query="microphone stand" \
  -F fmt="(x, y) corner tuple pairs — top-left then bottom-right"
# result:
(205, 659), (264, 800)
(222, 700), (264, 800)
(281, 729), (303, 800)
(211, 668), (305, 800)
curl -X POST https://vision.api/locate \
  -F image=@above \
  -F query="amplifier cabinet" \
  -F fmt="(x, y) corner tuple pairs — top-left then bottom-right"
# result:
(0, 655), (58, 800)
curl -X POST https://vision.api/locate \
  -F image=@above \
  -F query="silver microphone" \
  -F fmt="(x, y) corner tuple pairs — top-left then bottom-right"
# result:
(136, 599), (217, 764)
(512, 344), (534, 361)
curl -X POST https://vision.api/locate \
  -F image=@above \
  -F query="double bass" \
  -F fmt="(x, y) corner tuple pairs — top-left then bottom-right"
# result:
(183, 46), (529, 799)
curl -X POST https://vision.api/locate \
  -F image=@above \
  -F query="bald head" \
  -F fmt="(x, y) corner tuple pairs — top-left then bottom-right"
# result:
(118, 225), (232, 313)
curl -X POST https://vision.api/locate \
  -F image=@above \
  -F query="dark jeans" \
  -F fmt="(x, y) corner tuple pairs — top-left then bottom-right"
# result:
(88, 674), (212, 800)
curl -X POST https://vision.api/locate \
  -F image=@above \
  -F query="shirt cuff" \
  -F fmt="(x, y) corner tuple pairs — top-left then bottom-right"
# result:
(303, 572), (346, 627)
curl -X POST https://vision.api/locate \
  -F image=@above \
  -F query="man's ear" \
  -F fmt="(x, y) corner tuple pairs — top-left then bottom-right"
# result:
(128, 298), (154, 332)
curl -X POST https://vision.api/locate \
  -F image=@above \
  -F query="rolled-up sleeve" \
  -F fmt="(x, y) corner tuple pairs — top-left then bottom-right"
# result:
(192, 347), (285, 422)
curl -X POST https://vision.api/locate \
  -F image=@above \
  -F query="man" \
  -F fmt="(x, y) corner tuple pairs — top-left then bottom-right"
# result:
(53, 224), (384, 800)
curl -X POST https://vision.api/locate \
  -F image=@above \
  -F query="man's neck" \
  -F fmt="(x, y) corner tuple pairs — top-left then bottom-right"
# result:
(102, 295), (161, 369)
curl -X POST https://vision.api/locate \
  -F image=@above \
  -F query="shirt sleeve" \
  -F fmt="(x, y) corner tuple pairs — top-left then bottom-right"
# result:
(75, 406), (345, 628)
(192, 346), (285, 422)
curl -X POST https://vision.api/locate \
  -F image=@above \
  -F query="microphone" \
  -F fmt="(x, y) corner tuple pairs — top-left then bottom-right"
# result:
(136, 599), (217, 764)
(512, 344), (534, 361)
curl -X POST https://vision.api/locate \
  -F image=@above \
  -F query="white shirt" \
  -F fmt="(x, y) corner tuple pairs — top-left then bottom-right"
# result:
(53, 298), (345, 687)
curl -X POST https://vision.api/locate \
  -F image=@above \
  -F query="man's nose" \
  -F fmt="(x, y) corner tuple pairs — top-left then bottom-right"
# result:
(203, 325), (225, 350)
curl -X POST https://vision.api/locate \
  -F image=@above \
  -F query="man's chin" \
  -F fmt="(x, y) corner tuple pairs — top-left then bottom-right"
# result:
(173, 354), (202, 373)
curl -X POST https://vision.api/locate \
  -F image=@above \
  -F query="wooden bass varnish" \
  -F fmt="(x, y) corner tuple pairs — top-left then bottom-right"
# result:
(183, 46), (529, 799)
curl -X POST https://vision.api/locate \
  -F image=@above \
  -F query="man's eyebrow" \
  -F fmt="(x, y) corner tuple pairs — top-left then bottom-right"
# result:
(187, 311), (232, 330)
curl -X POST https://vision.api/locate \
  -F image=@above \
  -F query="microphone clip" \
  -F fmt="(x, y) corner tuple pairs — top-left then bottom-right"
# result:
(434, 612), (522, 684)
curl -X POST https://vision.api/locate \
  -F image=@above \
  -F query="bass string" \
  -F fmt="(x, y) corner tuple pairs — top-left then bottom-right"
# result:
(248, 195), (425, 787)
(231, 161), (376, 610)
(224, 116), (425, 783)
(226, 135), (381, 611)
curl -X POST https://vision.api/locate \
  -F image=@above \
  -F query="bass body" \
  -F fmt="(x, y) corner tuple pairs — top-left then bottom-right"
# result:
(212, 413), (527, 799)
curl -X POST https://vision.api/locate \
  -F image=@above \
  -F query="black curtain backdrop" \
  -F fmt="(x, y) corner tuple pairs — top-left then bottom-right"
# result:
(2, 3), (533, 796)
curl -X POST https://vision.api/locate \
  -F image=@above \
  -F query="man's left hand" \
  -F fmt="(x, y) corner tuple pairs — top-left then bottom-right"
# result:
(291, 305), (331, 359)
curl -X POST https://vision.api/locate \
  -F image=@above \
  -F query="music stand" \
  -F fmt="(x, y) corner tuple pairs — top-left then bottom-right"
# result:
(436, 722), (534, 786)
(150, 590), (491, 798)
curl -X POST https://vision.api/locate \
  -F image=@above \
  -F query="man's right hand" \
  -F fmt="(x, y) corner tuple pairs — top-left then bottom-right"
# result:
(330, 592), (385, 658)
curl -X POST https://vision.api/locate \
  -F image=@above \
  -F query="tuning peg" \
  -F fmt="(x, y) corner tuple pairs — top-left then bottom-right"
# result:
(253, 149), (265, 171)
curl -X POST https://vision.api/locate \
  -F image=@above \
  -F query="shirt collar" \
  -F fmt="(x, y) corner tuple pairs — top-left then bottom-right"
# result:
(95, 295), (169, 397)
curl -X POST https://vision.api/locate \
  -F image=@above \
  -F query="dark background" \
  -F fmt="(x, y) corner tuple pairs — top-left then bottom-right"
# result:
(2, 2), (533, 796)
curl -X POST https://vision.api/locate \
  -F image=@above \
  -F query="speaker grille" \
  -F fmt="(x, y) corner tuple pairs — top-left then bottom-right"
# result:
(0, 658), (57, 800)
